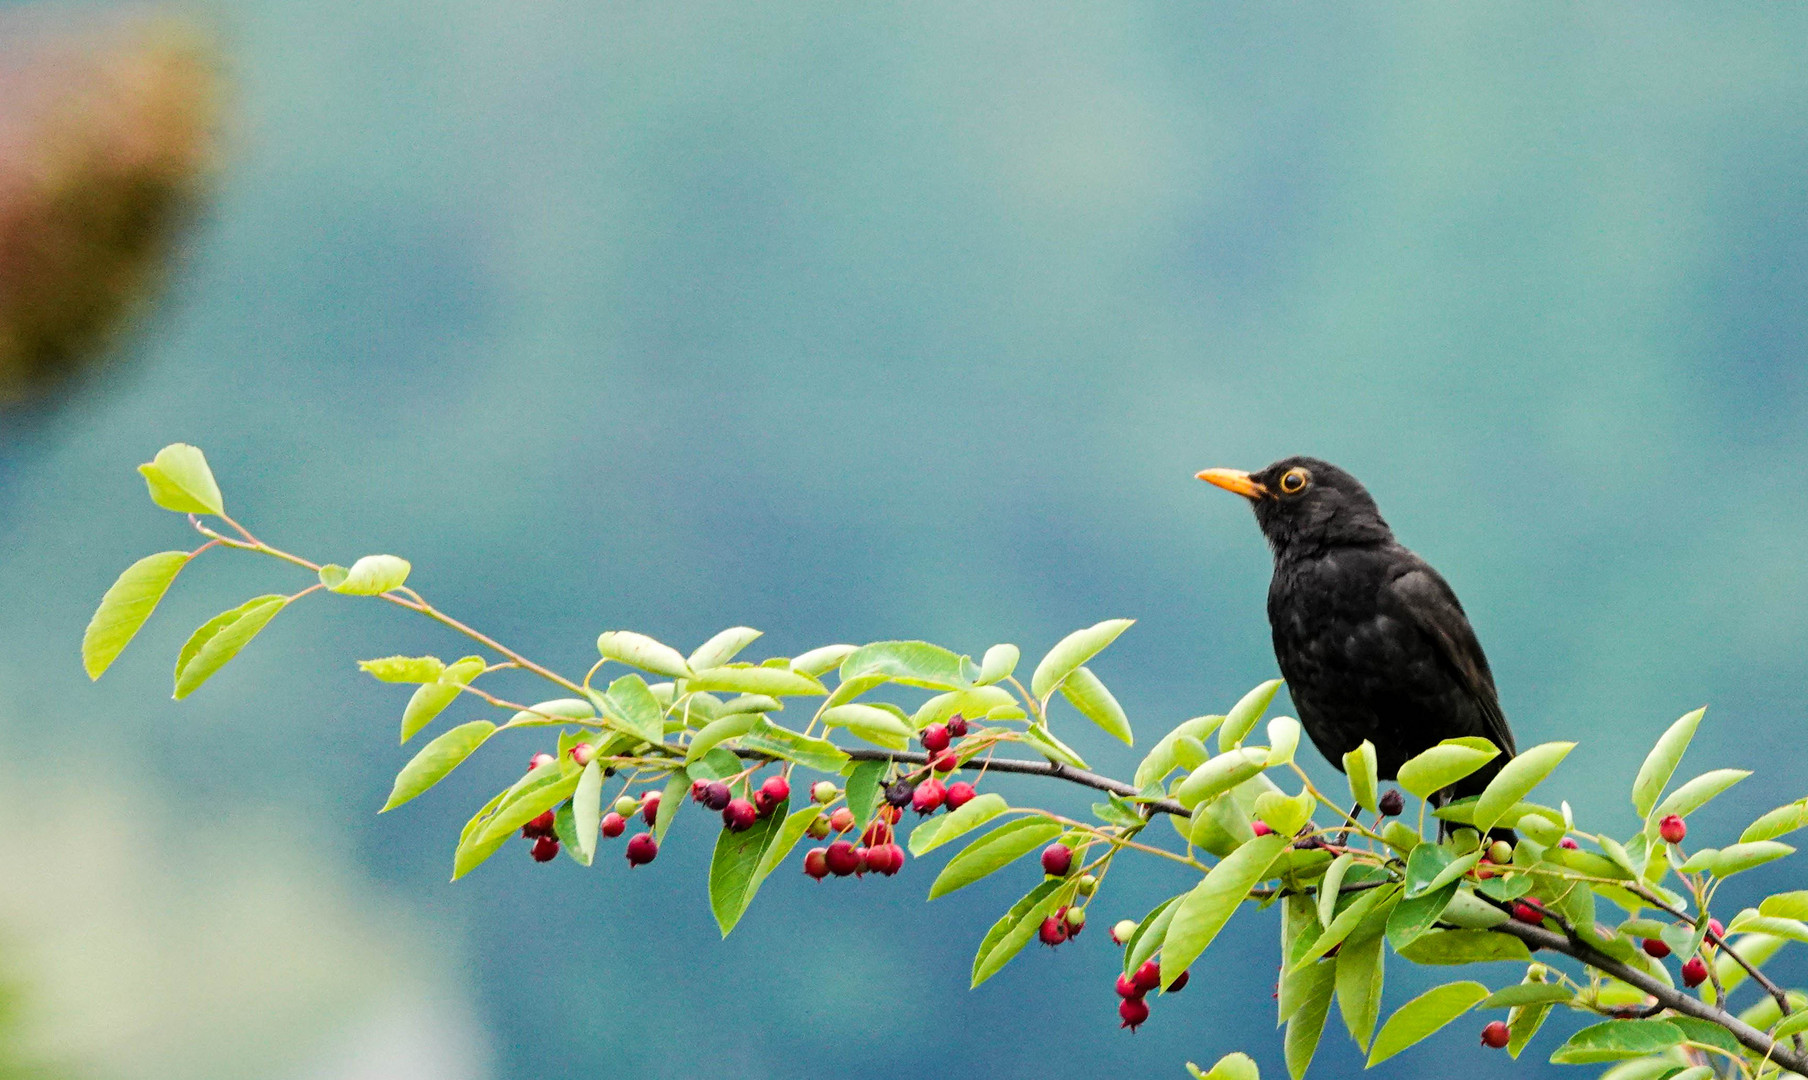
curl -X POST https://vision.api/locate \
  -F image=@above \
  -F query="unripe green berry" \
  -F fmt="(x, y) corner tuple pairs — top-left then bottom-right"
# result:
(1111, 920), (1138, 945)
(1526, 963), (1548, 982)
(1451, 827), (1480, 855)
(1076, 873), (1097, 896)
(811, 781), (839, 804)
(613, 795), (639, 817)
(1488, 839), (1513, 864)
(1065, 906), (1086, 930)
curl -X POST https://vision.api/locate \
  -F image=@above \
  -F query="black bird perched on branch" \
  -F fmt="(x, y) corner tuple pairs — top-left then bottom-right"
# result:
(1198, 457), (1517, 816)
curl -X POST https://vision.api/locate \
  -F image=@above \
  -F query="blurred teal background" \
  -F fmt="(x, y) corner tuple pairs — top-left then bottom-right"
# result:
(2, 2), (1806, 1077)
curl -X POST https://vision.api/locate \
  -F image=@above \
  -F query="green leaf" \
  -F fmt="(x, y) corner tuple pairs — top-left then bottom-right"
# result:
(1439, 888), (1511, 928)
(318, 554), (411, 595)
(912, 686), (1016, 729)
(1632, 707), (1704, 819)
(1479, 983), (1574, 1009)
(1218, 679), (1283, 751)
(686, 713), (759, 762)
(687, 664), (826, 697)
(1135, 715), (1226, 789)
(1396, 738), (1500, 801)
(1291, 884), (1397, 970)
(928, 817), (1064, 899)
(381, 720), (496, 811)
(1760, 891), (1808, 920)
(971, 880), (1066, 987)
(400, 656), (485, 742)
(1023, 724), (1088, 769)
(1547, 1019), (1684, 1064)
(751, 805), (822, 892)
(1160, 833), (1290, 988)
(1398, 929), (1531, 965)
(172, 595), (287, 699)
(83, 550), (192, 679)
(791, 643), (858, 678)
(1284, 957), (1335, 1080)
(1386, 879), (1458, 951)
(1254, 790), (1315, 837)
(1023, 621), (1135, 701)
(840, 641), (971, 691)
(910, 794), (1009, 856)
(1366, 981), (1489, 1066)
(1473, 741), (1574, 834)
(653, 769), (687, 843)
(1194, 1052), (1260, 1080)
(1266, 716), (1301, 766)
(1775, 1009), (1808, 1040)
(1701, 841), (1794, 878)
(1058, 666), (1132, 745)
(1335, 923), (1386, 1051)
(1740, 798), (1808, 844)
(1506, 994), (1553, 1058)
(600, 674), (665, 744)
(505, 698), (597, 727)
(1318, 854), (1355, 929)
(359, 655), (445, 684)
(844, 760), (885, 832)
(822, 704), (912, 750)
(1093, 795), (1145, 830)
(709, 797), (790, 935)
(571, 759), (603, 862)
(975, 643), (1019, 686)
(1174, 747), (1271, 809)
(455, 766), (582, 879)
(1652, 768), (1750, 822)
(688, 626), (762, 671)
(551, 801), (589, 866)
(596, 630), (692, 679)
(137, 443), (223, 515)
(1343, 740), (1379, 815)
(1125, 894), (1183, 976)
(1402, 842), (1456, 898)
(738, 720), (850, 773)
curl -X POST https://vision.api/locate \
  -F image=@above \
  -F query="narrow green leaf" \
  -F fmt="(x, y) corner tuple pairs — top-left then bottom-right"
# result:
(709, 797), (790, 935)
(319, 554), (411, 595)
(1366, 981), (1489, 1066)
(751, 805), (821, 891)
(1631, 707), (1704, 819)
(1397, 738), (1500, 801)
(173, 595), (287, 699)
(1194, 1052), (1260, 1080)
(552, 801), (590, 866)
(1266, 716), (1301, 766)
(928, 817), (1064, 900)
(137, 443), (223, 515)
(1160, 833), (1291, 988)
(1135, 715), (1226, 789)
(1703, 841), (1793, 878)
(911, 794), (1010, 856)
(1652, 768), (1751, 822)
(1740, 798), (1808, 844)
(1774, 1009), (1808, 1040)
(1029, 619), (1134, 698)
(1547, 1019), (1684, 1064)
(738, 720), (850, 773)
(844, 760), (885, 832)
(1474, 741), (1574, 834)
(1402, 842), (1455, 898)
(1058, 666), (1132, 746)
(455, 767), (582, 879)
(1343, 740), (1379, 815)
(1506, 992), (1554, 1058)
(360, 655), (444, 684)
(505, 698), (597, 727)
(1479, 983), (1574, 1009)
(1439, 888), (1510, 928)
(1218, 679), (1283, 750)
(688, 664), (826, 697)
(1335, 925), (1386, 1052)
(1759, 891), (1808, 920)
(601, 674), (665, 744)
(686, 713), (759, 762)
(822, 704), (912, 750)
(1284, 958), (1335, 1080)
(913, 686), (1016, 729)
(596, 630), (692, 679)
(1254, 790), (1315, 837)
(653, 768), (687, 843)
(1125, 894), (1184, 976)
(840, 640), (971, 691)
(400, 655), (484, 742)
(791, 643), (858, 678)
(971, 880), (1065, 987)
(382, 720), (496, 811)
(83, 550), (192, 679)
(1175, 747), (1270, 809)
(1399, 929), (1531, 965)
(975, 643), (1019, 686)
(572, 759), (603, 862)
(1386, 879), (1458, 951)
(1318, 854), (1355, 929)
(1023, 724), (1088, 769)
(689, 627), (762, 671)
(1290, 885), (1397, 970)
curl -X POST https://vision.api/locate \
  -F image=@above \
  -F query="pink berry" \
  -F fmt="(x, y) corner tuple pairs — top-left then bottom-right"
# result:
(625, 832), (658, 867)
(1118, 996), (1149, 1031)
(569, 742), (596, 766)
(877, 843), (905, 876)
(1132, 959), (1162, 994)
(1642, 938), (1670, 958)
(1512, 898), (1545, 924)
(521, 810), (556, 839)
(1168, 969), (1188, 992)
(1115, 973), (1142, 999)
(944, 781), (977, 811)
(640, 791), (661, 826)
(600, 811), (627, 838)
(803, 847), (829, 880)
(1706, 919), (1724, 940)
(1251, 821), (1273, 837)
(860, 819), (892, 847)
(690, 778), (713, 803)
(931, 750), (958, 773)
(825, 840), (860, 877)
(530, 835), (561, 862)
(947, 715), (969, 738)
(1559, 837), (1580, 849)
(702, 781), (732, 811)
(1480, 1021), (1509, 1048)
(852, 846), (870, 877)
(722, 798), (758, 831)
(912, 778), (947, 815)
(1038, 916), (1067, 947)
(1659, 814), (1688, 845)
(528, 752), (556, 771)
(1041, 843), (1074, 877)
(760, 775), (791, 803)
(828, 807), (855, 833)
(920, 723), (951, 753)
(1682, 957), (1708, 987)
(878, 804), (902, 825)
(753, 790), (780, 817)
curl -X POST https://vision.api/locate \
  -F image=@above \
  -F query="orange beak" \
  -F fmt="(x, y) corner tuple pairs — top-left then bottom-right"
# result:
(1196, 468), (1267, 499)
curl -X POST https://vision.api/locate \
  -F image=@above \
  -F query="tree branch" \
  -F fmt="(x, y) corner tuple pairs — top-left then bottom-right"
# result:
(829, 747), (1192, 818)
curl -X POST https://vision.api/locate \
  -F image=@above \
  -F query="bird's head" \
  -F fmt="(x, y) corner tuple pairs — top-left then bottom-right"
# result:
(1196, 456), (1393, 555)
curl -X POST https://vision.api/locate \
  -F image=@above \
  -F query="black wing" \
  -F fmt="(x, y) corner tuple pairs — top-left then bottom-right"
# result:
(1381, 562), (1517, 758)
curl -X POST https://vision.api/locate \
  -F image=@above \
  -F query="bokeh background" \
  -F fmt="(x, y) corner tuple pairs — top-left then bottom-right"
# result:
(2, 2), (1805, 1078)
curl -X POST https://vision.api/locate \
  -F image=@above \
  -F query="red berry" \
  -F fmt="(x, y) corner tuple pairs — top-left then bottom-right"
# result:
(1168, 969), (1188, 992)
(569, 742), (596, 766)
(920, 723), (951, 753)
(1251, 821), (1273, 837)
(1038, 916), (1068, 947)
(690, 778), (712, 803)
(1659, 814), (1688, 845)
(1512, 899), (1545, 924)
(722, 798), (758, 831)
(852, 846), (870, 877)
(1132, 959), (1162, 994)
(1378, 789), (1405, 817)
(528, 752), (556, 771)
(878, 804), (902, 825)
(1706, 919), (1724, 941)
(1480, 1021), (1510, 1048)
(1115, 973), (1142, 999)
(828, 807), (856, 833)
(1064, 906), (1086, 935)
(760, 775), (791, 803)
(1642, 938), (1670, 958)
(945, 781), (977, 811)
(640, 791), (660, 826)
(947, 715), (969, 738)
(876, 843), (905, 876)
(1681, 957), (1708, 987)
(702, 781), (732, 811)
(521, 809), (557, 839)
(1118, 996), (1150, 1031)
(530, 834), (561, 862)
(600, 811), (627, 838)
(931, 750), (959, 773)
(912, 778), (946, 815)
(625, 832), (658, 867)
(1559, 837), (1580, 850)
(825, 840), (860, 876)
(753, 790), (780, 817)
(861, 819), (892, 847)
(803, 847), (829, 880)
(1041, 843), (1074, 877)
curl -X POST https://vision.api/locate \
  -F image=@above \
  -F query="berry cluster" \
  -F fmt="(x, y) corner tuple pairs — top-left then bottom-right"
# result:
(517, 748), (664, 866)
(1112, 957), (1186, 1031)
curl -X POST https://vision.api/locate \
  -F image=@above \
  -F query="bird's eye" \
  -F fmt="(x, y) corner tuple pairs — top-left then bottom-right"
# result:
(1279, 468), (1309, 494)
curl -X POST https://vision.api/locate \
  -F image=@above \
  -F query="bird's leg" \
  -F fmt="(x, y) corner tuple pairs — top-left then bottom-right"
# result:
(1336, 802), (1362, 843)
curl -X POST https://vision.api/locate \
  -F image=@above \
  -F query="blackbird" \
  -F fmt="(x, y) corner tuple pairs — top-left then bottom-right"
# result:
(1198, 457), (1517, 816)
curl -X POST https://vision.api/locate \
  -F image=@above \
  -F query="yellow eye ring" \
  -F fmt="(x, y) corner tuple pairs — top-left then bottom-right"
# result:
(1279, 468), (1309, 494)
